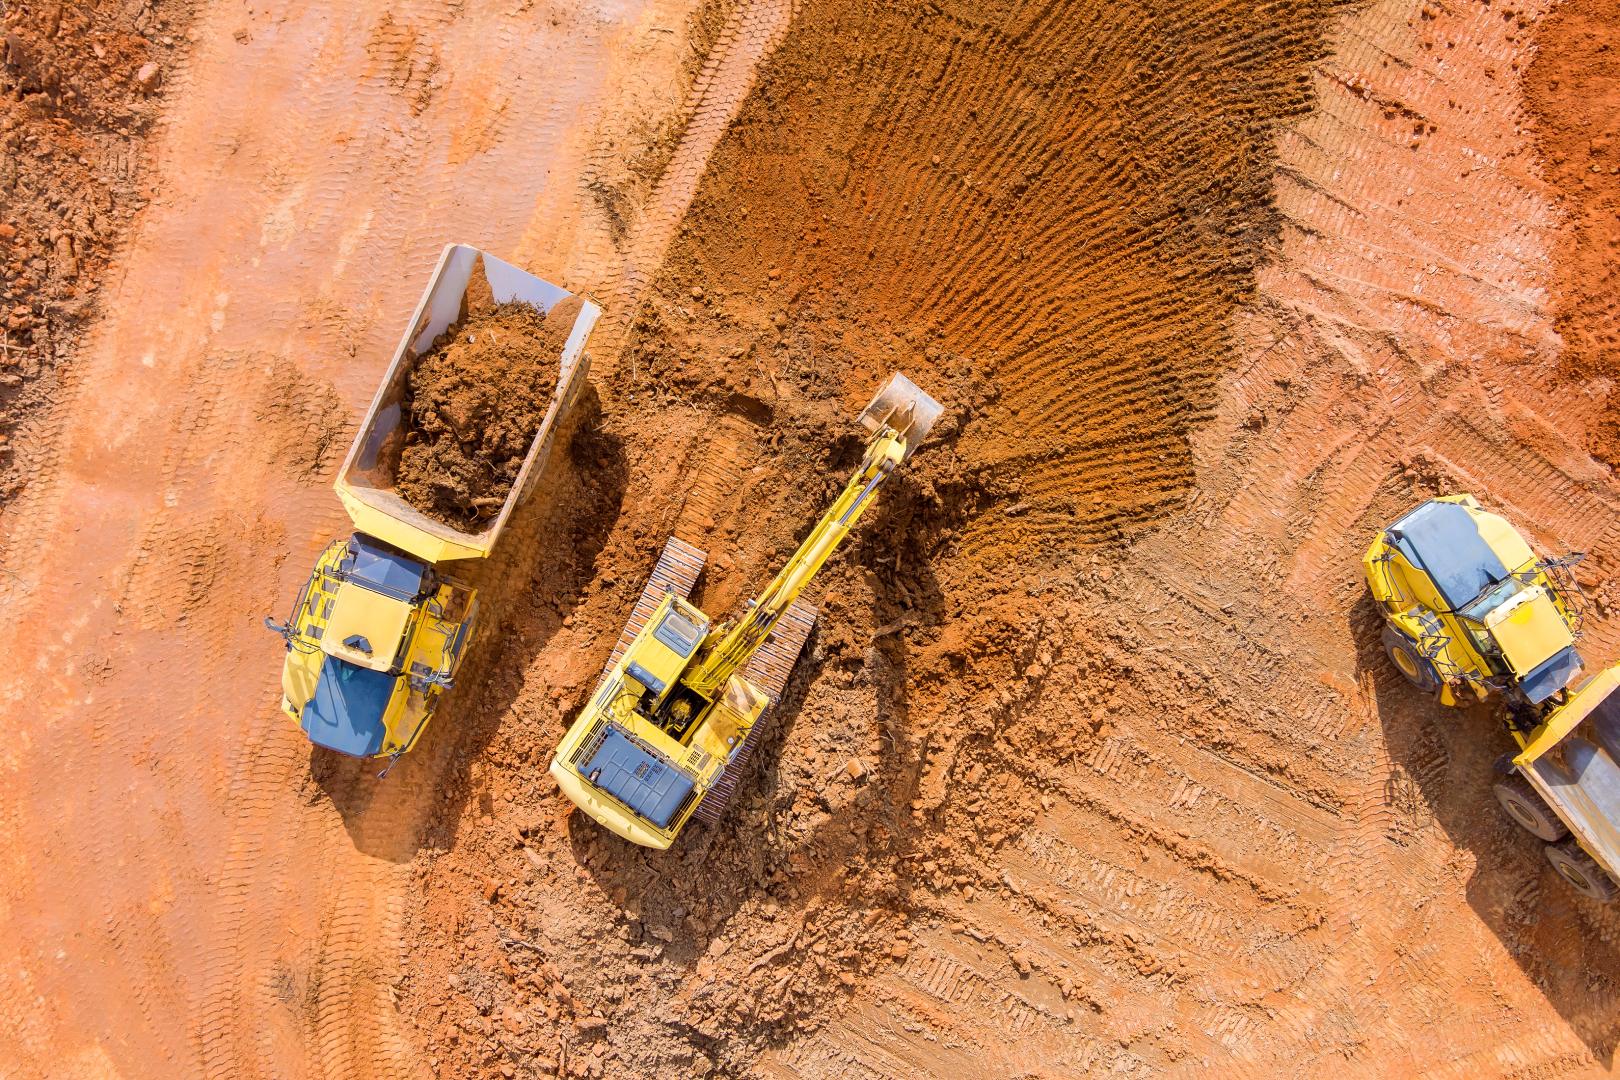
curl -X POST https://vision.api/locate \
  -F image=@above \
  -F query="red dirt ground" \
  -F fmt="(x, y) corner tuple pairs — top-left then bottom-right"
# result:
(0, 0), (192, 500)
(1526, 0), (1620, 467)
(3, 0), (1620, 1078)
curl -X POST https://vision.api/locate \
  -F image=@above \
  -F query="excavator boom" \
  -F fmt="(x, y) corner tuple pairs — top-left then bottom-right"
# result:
(549, 373), (941, 847)
(684, 430), (905, 699)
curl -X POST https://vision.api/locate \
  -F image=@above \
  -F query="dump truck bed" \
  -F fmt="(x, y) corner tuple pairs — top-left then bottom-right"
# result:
(1515, 665), (1620, 883)
(336, 243), (598, 564)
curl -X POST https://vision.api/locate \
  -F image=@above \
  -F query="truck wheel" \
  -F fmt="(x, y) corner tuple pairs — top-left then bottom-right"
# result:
(1545, 839), (1618, 903)
(1493, 773), (1568, 842)
(1382, 625), (1439, 693)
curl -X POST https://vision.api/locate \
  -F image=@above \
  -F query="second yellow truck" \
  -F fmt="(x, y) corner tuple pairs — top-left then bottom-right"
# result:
(1367, 494), (1620, 901)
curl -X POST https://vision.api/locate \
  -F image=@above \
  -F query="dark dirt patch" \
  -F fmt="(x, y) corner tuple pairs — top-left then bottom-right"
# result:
(396, 297), (579, 527)
(0, 0), (193, 502)
(1525, 0), (1620, 467)
(630, 0), (1349, 565)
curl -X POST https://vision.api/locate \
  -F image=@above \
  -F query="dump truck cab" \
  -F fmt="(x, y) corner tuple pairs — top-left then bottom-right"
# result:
(1364, 495), (1584, 708)
(268, 534), (476, 760)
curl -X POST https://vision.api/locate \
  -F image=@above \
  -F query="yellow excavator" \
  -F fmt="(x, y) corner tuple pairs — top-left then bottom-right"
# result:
(550, 374), (941, 848)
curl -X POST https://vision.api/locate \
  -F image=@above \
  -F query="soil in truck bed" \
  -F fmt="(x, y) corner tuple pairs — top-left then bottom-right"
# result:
(395, 294), (579, 527)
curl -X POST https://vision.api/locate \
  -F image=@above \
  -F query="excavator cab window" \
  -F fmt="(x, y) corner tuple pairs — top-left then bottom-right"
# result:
(653, 607), (704, 657)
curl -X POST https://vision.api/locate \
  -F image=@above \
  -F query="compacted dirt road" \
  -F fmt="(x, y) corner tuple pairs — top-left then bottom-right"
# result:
(3, 0), (1620, 1077)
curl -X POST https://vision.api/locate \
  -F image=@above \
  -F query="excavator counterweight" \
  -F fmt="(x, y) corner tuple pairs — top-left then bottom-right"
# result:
(550, 373), (940, 848)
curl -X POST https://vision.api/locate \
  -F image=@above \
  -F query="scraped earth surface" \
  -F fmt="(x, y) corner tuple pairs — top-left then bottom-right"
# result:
(4, 0), (1620, 1078)
(398, 298), (570, 526)
(0, 0), (193, 500)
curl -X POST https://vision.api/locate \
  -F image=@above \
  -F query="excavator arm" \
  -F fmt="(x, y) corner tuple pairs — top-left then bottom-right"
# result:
(681, 374), (940, 699)
(684, 429), (907, 699)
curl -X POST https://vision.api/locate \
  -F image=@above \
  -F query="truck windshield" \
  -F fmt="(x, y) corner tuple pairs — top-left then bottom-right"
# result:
(1458, 573), (1525, 621)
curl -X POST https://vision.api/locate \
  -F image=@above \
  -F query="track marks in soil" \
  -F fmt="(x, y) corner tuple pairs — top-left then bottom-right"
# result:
(646, 0), (1343, 562)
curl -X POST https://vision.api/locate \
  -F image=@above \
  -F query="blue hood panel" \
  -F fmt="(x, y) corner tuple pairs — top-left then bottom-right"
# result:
(580, 726), (694, 828)
(302, 657), (396, 757)
(1522, 645), (1584, 705)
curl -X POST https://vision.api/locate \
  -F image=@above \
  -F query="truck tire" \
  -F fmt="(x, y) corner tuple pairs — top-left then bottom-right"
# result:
(1545, 839), (1619, 903)
(1493, 773), (1568, 842)
(1382, 625), (1440, 694)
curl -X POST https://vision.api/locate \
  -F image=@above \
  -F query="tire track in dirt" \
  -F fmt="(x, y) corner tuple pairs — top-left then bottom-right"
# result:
(633, 0), (1340, 566)
(587, 0), (798, 356)
(744, 0), (1620, 1075)
(0, 2), (722, 1077)
(1119, 0), (1620, 1071)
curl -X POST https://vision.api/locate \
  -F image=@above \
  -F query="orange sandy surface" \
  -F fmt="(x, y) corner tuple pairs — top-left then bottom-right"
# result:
(2, 0), (1619, 1077)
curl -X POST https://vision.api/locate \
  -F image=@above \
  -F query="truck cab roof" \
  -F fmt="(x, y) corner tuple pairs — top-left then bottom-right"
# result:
(322, 536), (428, 672)
(1387, 498), (1531, 610)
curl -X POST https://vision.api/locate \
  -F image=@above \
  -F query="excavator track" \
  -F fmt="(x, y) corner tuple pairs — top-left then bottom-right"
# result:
(694, 599), (818, 826)
(602, 536), (707, 677)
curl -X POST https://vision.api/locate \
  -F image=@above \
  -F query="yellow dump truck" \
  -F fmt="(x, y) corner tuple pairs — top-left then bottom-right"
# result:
(1367, 495), (1619, 901)
(266, 244), (597, 767)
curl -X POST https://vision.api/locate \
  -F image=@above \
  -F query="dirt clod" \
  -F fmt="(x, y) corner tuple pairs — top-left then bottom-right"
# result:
(395, 297), (578, 526)
(133, 61), (161, 93)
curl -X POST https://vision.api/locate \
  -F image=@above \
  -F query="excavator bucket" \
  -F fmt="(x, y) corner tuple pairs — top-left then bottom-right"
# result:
(858, 373), (943, 459)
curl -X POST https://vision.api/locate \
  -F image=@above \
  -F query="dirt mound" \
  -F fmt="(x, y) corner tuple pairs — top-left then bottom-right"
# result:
(1525, 0), (1620, 466)
(396, 297), (578, 526)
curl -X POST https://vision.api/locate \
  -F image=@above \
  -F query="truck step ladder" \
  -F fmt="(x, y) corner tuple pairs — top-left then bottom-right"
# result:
(602, 536), (707, 677)
(694, 599), (818, 826)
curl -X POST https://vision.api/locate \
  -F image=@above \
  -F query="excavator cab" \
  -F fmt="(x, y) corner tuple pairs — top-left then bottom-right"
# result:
(550, 373), (941, 848)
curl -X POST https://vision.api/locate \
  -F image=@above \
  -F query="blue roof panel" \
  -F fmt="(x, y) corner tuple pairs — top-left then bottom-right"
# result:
(580, 726), (694, 828)
(1389, 501), (1508, 610)
(302, 657), (395, 757)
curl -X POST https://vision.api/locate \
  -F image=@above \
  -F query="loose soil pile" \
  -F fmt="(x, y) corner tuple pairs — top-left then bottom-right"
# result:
(0, 0), (192, 501)
(396, 296), (578, 526)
